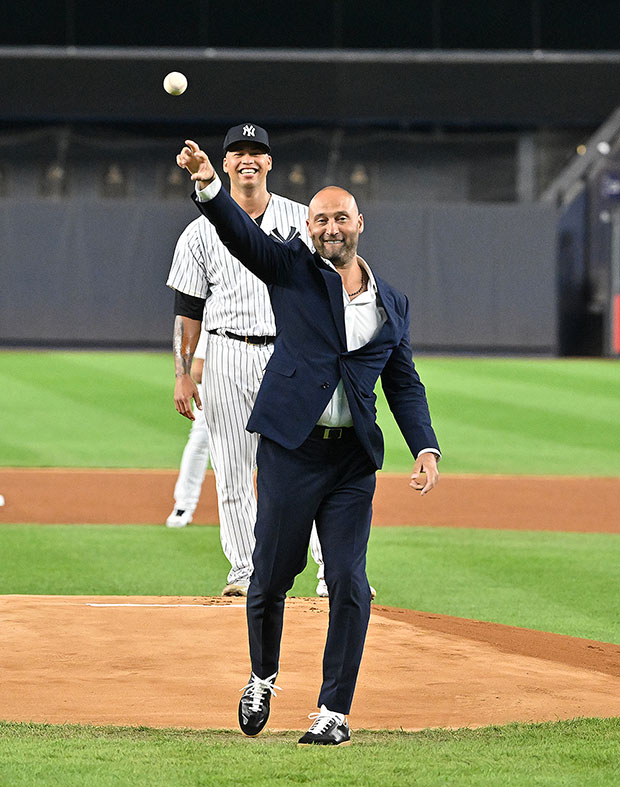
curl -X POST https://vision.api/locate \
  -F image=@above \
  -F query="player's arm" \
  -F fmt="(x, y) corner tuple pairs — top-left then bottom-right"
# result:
(379, 301), (440, 496)
(172, 290), (205, 420)
(177, 140), (295, 285)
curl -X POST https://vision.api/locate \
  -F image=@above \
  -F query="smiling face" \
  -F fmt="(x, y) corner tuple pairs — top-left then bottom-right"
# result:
(307, 187), (364, 268)
(223, 142), (272, 190)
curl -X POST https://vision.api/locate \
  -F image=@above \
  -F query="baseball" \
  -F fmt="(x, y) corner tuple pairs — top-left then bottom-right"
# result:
(163, 71), (188, 96)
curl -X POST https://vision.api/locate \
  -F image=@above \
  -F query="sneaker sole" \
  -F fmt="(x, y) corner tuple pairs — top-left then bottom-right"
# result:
(297, 740), (351, 747)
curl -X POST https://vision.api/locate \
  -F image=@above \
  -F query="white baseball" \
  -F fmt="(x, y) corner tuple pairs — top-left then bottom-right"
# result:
(163, 71), (188, 96)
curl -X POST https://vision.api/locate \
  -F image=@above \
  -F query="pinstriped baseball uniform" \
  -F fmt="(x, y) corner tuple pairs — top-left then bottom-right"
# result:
(167, 193), (325, 585)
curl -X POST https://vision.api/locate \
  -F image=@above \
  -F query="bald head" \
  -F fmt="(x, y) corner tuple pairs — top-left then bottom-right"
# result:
(308, 186), (359, 221)
(306, 186), (364, 268)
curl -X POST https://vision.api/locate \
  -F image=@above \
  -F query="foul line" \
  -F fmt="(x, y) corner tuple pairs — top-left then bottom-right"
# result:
(85, 602), (245, 609)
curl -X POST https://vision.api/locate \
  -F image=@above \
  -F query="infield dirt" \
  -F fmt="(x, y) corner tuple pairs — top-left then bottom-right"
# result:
(1, 468), (619, 532)
(2, 595), (620, 731)
(1, 468), (619, 731)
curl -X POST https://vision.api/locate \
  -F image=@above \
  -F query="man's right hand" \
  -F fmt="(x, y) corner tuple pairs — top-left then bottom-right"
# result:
(174, 373), (202, 420)
(176, 139), (216, 190)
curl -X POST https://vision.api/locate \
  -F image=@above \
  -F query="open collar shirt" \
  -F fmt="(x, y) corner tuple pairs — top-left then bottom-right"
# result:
(317, 256), (386, 428)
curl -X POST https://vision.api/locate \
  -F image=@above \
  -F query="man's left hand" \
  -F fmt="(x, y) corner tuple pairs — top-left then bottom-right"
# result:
(410, 452), (439, 496)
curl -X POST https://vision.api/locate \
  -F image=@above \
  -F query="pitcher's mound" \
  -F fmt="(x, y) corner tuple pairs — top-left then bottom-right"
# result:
(2, 595), (620, 731)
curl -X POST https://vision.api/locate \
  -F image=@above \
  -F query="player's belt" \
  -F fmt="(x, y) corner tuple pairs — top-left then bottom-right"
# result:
(208, 329), (275, 345)
(310, 426), (354, 440)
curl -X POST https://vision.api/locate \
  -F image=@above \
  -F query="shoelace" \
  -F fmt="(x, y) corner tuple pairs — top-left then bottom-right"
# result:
(240, 672), (281, 713)
(306, 709), (344, 735)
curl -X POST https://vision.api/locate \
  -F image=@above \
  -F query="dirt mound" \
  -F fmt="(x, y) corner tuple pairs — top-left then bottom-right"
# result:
(2, 595), (620, 731)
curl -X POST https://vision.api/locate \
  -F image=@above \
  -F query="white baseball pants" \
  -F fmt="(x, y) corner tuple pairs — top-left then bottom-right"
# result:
(204, 334), (324, 584)
(172, 402), (210, 517)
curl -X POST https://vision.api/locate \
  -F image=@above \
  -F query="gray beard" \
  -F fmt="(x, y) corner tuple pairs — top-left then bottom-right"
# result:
(320, 244), (356, 267)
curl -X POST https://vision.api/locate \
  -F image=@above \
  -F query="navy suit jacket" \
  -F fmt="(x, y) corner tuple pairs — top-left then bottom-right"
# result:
(194, 187), (439, 470)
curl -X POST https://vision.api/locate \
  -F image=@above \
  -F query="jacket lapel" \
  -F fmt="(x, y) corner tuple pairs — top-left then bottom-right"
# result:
(369, 279), (398, 348)
(315, 256), (347, 349)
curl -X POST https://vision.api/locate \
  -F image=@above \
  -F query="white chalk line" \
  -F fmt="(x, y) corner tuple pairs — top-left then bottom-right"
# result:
(85, 602), (245, 609)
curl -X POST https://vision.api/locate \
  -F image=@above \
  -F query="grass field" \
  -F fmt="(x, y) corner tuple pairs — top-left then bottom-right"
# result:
(2, 351), (620, 785)
(3, 523), (620, 643)
(2, 719), (620, 787)
(2, 351), (620, 474)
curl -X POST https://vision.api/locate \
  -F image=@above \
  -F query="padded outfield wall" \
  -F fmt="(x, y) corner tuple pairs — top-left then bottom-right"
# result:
(0, 197), (557, 353)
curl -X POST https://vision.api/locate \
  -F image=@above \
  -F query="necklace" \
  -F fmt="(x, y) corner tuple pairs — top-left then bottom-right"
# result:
(347, 269), (367, 298)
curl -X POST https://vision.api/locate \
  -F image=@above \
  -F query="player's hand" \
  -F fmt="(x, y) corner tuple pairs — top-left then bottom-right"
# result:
(174, 374), (202, 420)
(177, 139), (216, 189)
(410, 452), (439, 496)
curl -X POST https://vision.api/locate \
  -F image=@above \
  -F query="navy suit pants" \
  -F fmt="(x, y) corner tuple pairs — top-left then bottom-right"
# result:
(247, 430), (376, 715)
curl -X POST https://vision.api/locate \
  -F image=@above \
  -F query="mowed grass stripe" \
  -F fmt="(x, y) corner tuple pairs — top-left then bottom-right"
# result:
(0, 718), (619, 786)
(2, 352), (620, 474)
(1, 352), (183, 468)
(380, 356), (620, 474)
(2, 523), (620, 643)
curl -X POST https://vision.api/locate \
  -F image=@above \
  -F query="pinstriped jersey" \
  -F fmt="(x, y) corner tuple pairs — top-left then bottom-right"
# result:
(167, 192), (310, 335)
(194, 328), (208, 361)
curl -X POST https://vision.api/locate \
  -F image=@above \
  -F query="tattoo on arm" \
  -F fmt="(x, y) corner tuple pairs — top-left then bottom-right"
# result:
(173, 315), (194, 378)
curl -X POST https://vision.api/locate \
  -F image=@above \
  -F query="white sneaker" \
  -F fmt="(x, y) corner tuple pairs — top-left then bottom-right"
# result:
(222, 579), (250, 597)
(315, 579), (376, 600)
(165, 508), (192, 528)
(316, 579), (329, 597)
(298, 705), (351, 746)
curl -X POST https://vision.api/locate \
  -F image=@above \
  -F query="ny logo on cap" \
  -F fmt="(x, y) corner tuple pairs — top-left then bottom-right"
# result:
(242, 125), (256, 137)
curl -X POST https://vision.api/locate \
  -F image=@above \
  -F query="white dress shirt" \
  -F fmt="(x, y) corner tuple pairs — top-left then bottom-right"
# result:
(317, 257), (386, 427)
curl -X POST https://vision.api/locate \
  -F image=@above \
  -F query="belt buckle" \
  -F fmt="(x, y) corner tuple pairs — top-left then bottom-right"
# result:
(324, 427), (342, 440)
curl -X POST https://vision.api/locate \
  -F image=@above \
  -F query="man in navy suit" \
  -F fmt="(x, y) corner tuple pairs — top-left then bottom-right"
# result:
(176, 139), (440, 746)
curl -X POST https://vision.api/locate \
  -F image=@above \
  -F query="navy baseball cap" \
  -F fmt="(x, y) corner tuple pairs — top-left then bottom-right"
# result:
(223, 123), (271, 154)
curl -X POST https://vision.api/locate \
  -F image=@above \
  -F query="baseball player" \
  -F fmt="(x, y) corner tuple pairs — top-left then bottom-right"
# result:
(168, 123), (326, 596)
(166, 328), (210, 528)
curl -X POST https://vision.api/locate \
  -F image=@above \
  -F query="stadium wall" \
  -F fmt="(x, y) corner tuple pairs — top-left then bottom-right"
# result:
(0, 198), (557, 353)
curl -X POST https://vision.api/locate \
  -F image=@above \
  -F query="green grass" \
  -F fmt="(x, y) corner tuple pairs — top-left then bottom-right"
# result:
(0, 351), (181, 468)
(3, 351), (620, 783)
(381, 356), (620, 474)
(3, 523), (620, 643)
(0, 524), (231, 596)
(1, 718), (619, 786)
(366, 526), (620, 643)
(2, 352), (620, 474)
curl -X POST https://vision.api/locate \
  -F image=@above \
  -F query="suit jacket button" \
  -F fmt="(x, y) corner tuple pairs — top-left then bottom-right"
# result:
(322, 382), (330, 389)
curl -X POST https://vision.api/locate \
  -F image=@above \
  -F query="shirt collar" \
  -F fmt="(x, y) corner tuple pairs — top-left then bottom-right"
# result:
(321, 255), (377, 295)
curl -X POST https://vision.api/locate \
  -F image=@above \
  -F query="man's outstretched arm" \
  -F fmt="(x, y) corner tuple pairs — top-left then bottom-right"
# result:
(177, 139), (296, 285)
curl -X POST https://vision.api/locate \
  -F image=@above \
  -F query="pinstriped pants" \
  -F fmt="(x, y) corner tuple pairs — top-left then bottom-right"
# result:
(203, 334), (324, 584)
(171, 401), (210, 515)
